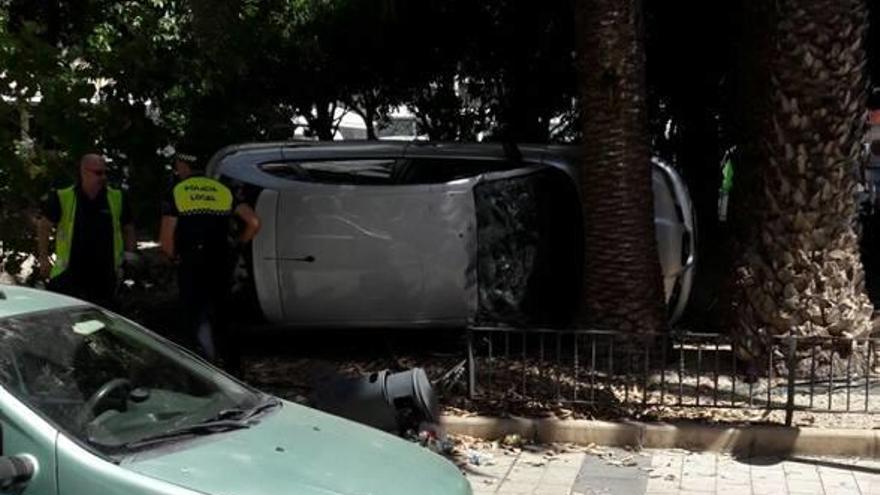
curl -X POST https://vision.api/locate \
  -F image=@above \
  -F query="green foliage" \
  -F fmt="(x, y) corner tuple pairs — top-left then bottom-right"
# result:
(0, 0), (586, 280)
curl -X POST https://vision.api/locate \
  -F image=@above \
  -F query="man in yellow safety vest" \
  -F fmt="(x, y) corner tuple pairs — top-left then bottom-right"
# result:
(37, 154), (137, 307)
(159, 151), (260, 365)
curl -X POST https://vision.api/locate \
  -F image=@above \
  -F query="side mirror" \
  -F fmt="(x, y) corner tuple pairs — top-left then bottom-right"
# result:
(0, 456), (34, 490)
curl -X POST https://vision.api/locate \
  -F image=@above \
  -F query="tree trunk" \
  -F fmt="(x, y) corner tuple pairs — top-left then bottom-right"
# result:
(347, 92), (380, 140)
(732, 0), (874, 374)
(576, 0), (666, 334)
(307, 101), (336, 141)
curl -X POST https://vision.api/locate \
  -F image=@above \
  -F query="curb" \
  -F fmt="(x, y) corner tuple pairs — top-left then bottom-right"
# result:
(441, 415), (880, 458)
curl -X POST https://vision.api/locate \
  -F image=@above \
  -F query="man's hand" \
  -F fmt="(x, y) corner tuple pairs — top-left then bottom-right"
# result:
(159, 215), (177, 261)
(234, 203), (261, 244)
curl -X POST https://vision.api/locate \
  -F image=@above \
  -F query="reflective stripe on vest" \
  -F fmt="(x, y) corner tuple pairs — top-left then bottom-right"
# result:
(172, 177), (233, 216)
(51, 186), (124, 279)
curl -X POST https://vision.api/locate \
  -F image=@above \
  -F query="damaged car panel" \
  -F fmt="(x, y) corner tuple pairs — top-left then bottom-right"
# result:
(0, 286), (471, 495)
(209, 141), (696, 328)
(473, 166), (583, 326)
(269, 164), (476, 325)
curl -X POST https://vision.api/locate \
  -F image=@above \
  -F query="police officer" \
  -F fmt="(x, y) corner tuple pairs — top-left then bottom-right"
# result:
(37, 153), (137, 307)
(159, 151), (260, 365)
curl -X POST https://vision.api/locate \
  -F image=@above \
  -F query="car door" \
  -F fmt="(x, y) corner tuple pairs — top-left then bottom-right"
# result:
(397, 153), (579, 327)
(265, 158), (474, 327)
(0, 387), (58, 495)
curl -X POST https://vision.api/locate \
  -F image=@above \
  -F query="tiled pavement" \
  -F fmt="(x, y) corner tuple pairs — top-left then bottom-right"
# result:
(463, 445), (586, 494)
(461, 445), (880, 495)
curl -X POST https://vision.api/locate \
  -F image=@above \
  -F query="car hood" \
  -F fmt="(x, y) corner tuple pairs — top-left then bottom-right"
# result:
(124, 401), (469, 495)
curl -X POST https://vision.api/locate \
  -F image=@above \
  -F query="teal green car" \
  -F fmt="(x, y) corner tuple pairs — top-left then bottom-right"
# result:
(0, 286), (470, 495)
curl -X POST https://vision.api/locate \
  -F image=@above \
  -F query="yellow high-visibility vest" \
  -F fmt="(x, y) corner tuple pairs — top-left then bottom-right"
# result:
(172, 176), (233, 216)
(51, 186), (123, 279)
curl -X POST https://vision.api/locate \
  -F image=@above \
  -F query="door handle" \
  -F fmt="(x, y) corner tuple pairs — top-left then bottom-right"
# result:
(284, 256), (315, 263)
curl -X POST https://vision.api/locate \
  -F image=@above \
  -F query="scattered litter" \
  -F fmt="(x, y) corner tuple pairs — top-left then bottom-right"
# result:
(606, 455), (637, 467)
(501, 433), (525, 448)
(585, 443), (613, 458)
(466, 449), (495, 466)
(667, 448), (691, 455)
(408, 427), (455, 456)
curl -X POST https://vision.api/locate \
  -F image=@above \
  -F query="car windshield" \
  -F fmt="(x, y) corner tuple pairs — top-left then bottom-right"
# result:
(0, 306), (265, 454)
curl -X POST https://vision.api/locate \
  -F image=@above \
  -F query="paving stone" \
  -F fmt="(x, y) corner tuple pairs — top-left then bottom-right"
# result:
(752, 484), (788, 495)
(717, 481), (751, 493)
(496, 481), (540, 494)
(718, 471), (751, 482)
(644, 488), (679, 495)
(653, 455), (684, 468)
(472, 463), (514, 475)
(542, 471), (578, 485)
(820, 475), (860, 492)
(573, 446), (649, 495)
(856, 473), (880, 492)
(680, 478), (715, 492)
(786, 479), (825, 494)
(784, 471), (822, 482)
(646, 477), (679, 489)
(533, 484), (571, 495)
(460, 448), (880, 495)
(507, 470), (545, 483)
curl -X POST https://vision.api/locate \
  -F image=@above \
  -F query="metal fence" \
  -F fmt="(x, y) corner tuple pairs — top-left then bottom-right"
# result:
(465, 326), (880, 426)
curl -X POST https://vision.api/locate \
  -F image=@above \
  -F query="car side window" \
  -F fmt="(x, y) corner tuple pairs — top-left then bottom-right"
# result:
(260, 159), (400, 185)
(397, 158), (521, 184)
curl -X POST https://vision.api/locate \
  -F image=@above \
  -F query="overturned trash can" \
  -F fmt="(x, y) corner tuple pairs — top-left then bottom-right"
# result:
(313, 368), (439, 433)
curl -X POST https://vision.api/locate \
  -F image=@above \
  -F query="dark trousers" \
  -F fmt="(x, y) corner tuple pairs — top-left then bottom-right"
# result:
(177, 251), (237, 369)
(48, 267), (117, 309)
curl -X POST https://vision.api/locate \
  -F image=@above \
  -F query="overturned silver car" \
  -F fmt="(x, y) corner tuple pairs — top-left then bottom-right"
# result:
(208, 142), (696, 328)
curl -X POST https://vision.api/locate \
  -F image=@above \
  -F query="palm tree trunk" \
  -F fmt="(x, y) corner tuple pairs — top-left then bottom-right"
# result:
(733, 0), (874, 373)
(576, 0), (666, 333)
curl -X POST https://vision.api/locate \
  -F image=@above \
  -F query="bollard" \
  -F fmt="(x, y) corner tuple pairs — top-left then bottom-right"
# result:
(313, 367), (438, 433)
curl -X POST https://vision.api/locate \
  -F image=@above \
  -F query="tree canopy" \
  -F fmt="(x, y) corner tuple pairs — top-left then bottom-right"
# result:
(0, 0), (877, 314)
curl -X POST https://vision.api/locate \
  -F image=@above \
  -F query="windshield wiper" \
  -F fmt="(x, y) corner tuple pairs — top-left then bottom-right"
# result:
(122, 419), (252, 449)
(241, 396), (282, 420)
(210, 396), (282, 422)
(119, 397), (281, 450)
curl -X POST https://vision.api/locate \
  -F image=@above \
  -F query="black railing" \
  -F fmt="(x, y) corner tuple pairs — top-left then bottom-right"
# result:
(465, 326), (880, 426)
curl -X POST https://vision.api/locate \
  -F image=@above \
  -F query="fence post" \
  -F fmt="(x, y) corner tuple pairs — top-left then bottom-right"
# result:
(785, 335), (797, 427)
(467, 328), (476, 399)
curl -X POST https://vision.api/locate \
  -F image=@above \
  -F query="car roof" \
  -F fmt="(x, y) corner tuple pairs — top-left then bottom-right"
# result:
(205, 140), (581, 176)
(0, 284), (85, 319)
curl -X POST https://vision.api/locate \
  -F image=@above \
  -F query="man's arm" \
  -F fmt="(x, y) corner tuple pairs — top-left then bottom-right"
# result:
(120, 192), (137, 254)
(36, 217), (54, 279)
(123, 223), (137, 253)
(234, 203), (261, 244)
(159, 216), (177, 260)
